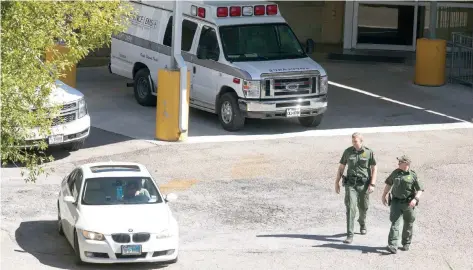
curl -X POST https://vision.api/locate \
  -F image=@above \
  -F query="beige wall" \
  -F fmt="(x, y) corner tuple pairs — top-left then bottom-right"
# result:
(277, 1), (345, 45)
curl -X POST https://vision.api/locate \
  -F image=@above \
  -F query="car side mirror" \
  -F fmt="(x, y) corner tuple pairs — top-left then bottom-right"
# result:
(164, 193), (178, 203)
(306, 38), (315, 54)
(63, 195), (76, 204)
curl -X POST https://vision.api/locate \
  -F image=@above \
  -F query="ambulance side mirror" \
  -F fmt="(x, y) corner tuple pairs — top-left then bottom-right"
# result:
(306, 39), (315, 54)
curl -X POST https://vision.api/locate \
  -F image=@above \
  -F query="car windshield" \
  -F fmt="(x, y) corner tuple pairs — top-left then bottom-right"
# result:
(81, 177), (163, 205)
(219, 23), (307, 62)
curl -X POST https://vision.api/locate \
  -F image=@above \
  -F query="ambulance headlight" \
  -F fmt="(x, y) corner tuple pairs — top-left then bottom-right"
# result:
(242, 80), (261, 99)
(319, 75), (328, 94)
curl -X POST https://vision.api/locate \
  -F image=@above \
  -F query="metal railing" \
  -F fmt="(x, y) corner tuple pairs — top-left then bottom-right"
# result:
(447, 32), (473, 88)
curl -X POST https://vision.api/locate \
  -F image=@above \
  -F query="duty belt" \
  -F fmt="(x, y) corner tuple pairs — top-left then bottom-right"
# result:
(347, 176), (368, 186)
(392, 197), (411, 203)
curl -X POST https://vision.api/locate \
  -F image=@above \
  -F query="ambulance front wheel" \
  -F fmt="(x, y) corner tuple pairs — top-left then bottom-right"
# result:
(217, 92), (245, 132)
(134, 68), (156, 106)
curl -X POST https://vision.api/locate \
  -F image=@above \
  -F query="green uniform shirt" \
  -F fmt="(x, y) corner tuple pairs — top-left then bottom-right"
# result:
(385, 169), (425, 199)
(339, 146), (376, 180)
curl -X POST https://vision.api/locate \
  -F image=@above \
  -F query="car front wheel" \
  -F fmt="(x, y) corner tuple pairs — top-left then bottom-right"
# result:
(57, 202), (64, 236)
(74, 230), (84, 265)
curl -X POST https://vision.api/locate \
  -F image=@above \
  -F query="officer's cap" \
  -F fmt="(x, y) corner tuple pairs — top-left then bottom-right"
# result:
(397, 155), (412, 164)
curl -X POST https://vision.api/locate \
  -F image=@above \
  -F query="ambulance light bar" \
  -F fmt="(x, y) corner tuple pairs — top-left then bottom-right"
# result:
(216, 4), (278, 17)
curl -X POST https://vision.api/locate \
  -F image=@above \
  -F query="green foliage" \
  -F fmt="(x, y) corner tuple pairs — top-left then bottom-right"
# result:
(1, 1), (133, 182)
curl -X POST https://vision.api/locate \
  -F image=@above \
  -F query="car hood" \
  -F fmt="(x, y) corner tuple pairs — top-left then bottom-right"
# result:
(47, 80), (83, 105)
(231, 57), (326, 80)
(77, 204), (171, 234)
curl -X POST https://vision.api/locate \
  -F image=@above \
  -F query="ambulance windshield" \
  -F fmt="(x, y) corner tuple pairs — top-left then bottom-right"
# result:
(219, 23), (307, 62)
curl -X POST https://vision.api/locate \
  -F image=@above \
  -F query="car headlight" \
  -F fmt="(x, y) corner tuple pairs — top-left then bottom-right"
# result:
(319, 75), (328, 94)
(242, 80), (261, 99)
(81, 230), (105, 241)
(78, 98), (88, 118)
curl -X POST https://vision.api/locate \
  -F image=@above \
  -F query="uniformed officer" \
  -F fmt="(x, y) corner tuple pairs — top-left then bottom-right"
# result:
(335, 132), (377, 244)
(381, 155), (424, 254)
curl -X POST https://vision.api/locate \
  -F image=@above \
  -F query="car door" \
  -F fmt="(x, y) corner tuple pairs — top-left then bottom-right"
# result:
(64, 169), (83, 244)
(192, 25), (221, 110)
(62, 169), (77, 244)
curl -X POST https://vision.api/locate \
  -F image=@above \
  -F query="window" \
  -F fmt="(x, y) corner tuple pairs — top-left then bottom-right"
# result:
(67, 170), (77, 194)
(219, 23), (306, 62)
(197, 26), (220, 61)
(72, 170), (83, 200)
(163, 17), (198, 52)
(81, 177), (163, 205)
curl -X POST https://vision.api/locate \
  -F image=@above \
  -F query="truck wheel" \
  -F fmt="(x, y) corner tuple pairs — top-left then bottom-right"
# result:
(217, 92), (245, 131)
(298, 114), (324, 127)
(134, 68), (156, 106)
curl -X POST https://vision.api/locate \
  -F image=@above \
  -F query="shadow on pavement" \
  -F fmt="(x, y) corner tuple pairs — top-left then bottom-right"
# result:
(81, 127), (134, 149)
(77, 65), (472, 140)
(15, 220), (169, 270)
(312, 243), (390, 255)
(256, 233), (345, 243)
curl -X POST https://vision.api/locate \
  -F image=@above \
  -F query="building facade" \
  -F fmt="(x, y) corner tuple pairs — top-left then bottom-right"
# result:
(277, 1), (473, 53)
(81, 1), (473, 65)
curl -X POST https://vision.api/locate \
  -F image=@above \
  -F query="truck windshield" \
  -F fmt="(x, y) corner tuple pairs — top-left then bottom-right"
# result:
(219, 23), (307, 62)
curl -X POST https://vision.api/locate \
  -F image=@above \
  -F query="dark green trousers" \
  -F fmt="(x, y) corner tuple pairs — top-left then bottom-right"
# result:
(388, 199), (416, 247)
(344, 184), (369, 237)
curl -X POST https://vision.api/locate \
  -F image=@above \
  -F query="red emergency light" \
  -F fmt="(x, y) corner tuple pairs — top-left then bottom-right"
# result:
(192, 5), (206, 18)
(266, 4), (278, 15)
(254, 5), (265, 16)
(230, 6), (241, 16)
(198, 7), (206, 18)
(217, 7), (228, 17)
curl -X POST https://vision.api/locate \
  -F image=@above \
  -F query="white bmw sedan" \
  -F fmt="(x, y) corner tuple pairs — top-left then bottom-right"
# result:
(57, 162), (179, 265)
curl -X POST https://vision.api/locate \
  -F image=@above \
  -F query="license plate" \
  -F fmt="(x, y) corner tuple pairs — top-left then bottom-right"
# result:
(121, 245), (142, 255)
(286, 108), (301, 117)
(48, 135), (64, 144)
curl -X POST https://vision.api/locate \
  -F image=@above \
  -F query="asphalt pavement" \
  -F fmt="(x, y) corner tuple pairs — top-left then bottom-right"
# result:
(2, 60), (473, 270)
(2, 128), (473, 270)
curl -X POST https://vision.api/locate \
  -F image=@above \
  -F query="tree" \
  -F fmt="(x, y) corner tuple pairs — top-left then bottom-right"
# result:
(1, 1), (133, 182)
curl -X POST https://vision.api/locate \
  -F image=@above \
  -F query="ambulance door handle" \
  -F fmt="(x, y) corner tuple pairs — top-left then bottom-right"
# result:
(193, 66), (196, 74)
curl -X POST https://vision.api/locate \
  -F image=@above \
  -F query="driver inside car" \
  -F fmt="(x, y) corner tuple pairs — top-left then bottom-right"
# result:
(123, 180), (150, 202)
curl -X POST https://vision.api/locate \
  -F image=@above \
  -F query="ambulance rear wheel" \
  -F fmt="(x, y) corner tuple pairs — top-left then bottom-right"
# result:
(217, 92), (245, 131)
(134, 68), (156, 106)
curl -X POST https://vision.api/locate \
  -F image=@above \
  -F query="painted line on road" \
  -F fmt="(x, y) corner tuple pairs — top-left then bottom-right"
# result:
(328, 81), (468, 123)
(145, 122), (473, 145)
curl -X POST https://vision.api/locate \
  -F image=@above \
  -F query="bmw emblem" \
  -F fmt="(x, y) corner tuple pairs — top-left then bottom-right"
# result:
(128, 229), (133, 232)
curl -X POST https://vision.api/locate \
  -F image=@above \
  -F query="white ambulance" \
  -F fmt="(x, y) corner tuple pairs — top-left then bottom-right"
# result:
(110, 0), (328, 131)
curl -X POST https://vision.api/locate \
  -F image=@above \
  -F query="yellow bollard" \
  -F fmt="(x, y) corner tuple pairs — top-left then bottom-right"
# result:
(155, 69), (190, 142)
(45, 44), (77, 88)
(414, 38), (447, 86)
